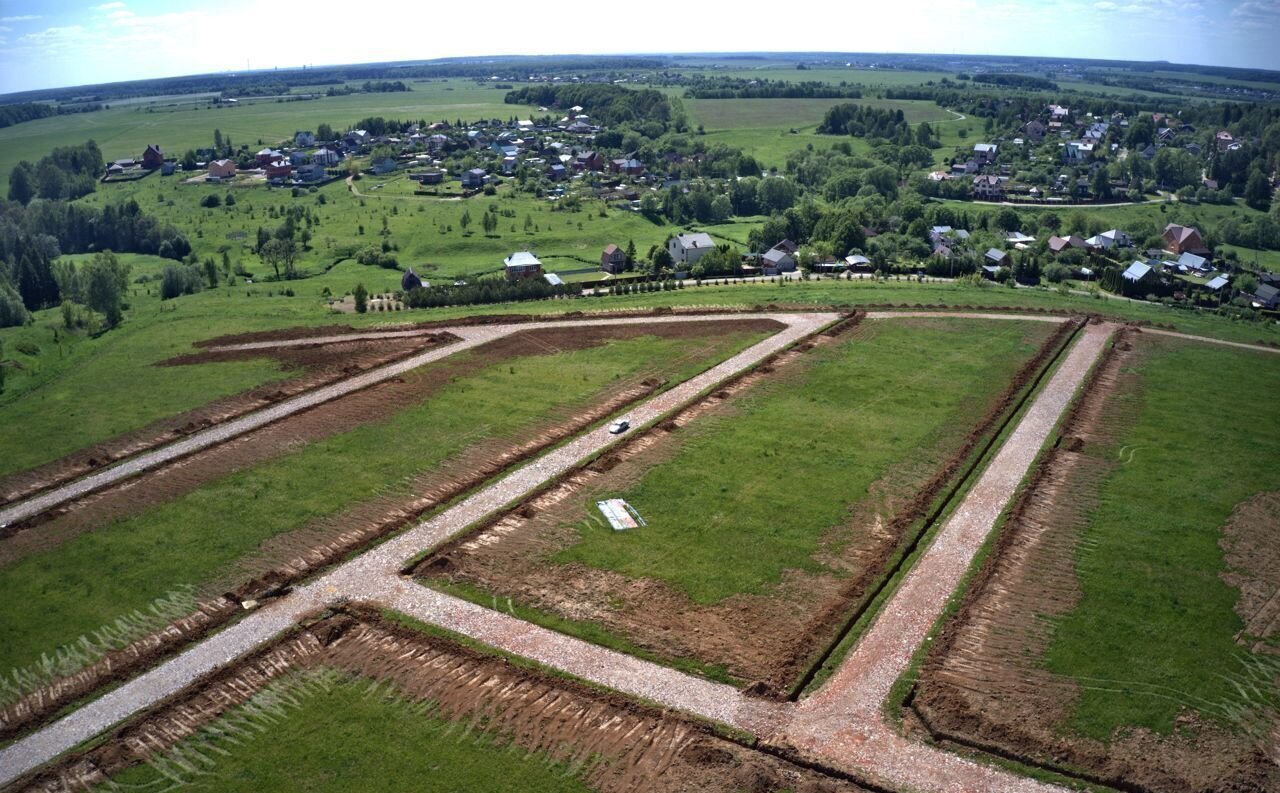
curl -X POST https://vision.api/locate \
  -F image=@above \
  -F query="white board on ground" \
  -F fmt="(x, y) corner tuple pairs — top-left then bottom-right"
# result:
(597, 499), (644, 531)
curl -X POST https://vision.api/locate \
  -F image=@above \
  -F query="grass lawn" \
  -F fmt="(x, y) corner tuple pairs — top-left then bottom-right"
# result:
(555, 317), (1055, 603)
(1043, 337), (1280, 739)
(105, 670), (591, 793)
(0, 328), (771, 678)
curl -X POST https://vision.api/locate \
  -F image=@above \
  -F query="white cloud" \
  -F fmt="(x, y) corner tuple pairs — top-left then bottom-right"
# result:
(0, 15), (41, 22)
(94, 2), (126, 9)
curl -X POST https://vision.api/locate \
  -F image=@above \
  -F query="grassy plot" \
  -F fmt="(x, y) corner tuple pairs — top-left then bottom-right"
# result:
(556, 318), (1055, 604)
(104, 670), (591, 793)
(0, 328), (771, 676)
(1043, 337), (1280, 739)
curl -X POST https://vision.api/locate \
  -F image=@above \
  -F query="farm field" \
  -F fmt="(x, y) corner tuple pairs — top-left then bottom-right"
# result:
(0, 320), (776, 683)
(0, 79), (525, 189)
(417, 316), (1059, 690)
(912, 332), (1280, 792)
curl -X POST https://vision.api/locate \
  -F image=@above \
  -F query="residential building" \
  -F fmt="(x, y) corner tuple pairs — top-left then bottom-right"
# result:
(207, 159), (237, 179)
(1162, 223), (1208, 255)
(141, 144), (164, 170)
(973, 143), (997, 164)
(312, 147), (341, 166)
(295, 130), (316, 147)
(503, 251), (543, 280)
(668, 232), (716, 265)
(461, 168), (487, 188)
(601, 244), (627, 274)
(972, 174), (1004, 200)
(761, 243), (797, 275)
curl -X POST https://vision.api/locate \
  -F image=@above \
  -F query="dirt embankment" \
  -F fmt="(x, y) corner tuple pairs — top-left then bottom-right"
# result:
(416, 316), (1075, 696)
(0, 320), (783, 743)
(15, 607), (867, 793)
(909, 330), (1280, 793)
(0, 333), (457, 509)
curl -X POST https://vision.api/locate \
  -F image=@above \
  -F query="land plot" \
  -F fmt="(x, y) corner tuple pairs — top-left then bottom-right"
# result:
(912, 332), (1280, 793)
(418, 317), (1060, 692)
(0, 320), (778, 690)
(0, 332), (454, 505)
(26, 609), (863, 793)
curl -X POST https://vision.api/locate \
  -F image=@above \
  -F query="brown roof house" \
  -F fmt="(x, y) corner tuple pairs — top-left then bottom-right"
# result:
(142, 144), (164, 170)
(1048, 235), (1089, 254)
(1162, 223), (1208, 256)
(601, 244), (627, 274)
(207, 159), (237, 179)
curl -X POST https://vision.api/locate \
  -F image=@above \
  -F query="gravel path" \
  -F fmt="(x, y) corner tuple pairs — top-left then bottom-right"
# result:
(0, 315), (1118, 793)
(776, 323), (1114, 792)
(0, 313), (812, 529)
(1142, 327), (1280, 355)
(0, 312), (835, 787)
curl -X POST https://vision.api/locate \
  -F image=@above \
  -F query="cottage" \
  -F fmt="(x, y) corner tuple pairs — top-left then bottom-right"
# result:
(761, 243), (797, 275)
(256, 148), (282, 165)
(1086, 229), (1132, 250)
(547, 163), (567, 181)
(1023, 120), (1047, 142)
(1162, 223), (1208, 256)
(289, 150), (310, 166)
(295, 162), (325, 182)
(1005, 231), (1036, 246)
(668, 232), (716, 266)
(1048, 235), (1089, 254)
(141, 144), (164, 170)
(1176, 251), (1210, 274)
(973, 143), (997, 164)
(985, 248), (1011, 268)
(573, 151), (604, 171)
(1122, 261), (1154, 284)
(503, 251), (543, 280)
(461, 168), (487, 188)
(160, 161), (176, 176)
(601, 244), (627, 274)
(1249, 284), (1280, 309)
(844, 254), (871, 269)
(417, 170), (443, 185)
(264, 159), (292, 179)
(207, 159), (237, 179)
(294, 130), (316, 147)
(312, 147), (341, 166)
(972, 174), (1004, 200)
(1204, 275), (1229, 291)
(344, 129), (370, 148)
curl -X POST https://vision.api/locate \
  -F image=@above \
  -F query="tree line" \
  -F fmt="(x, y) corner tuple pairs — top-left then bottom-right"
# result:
(816, 104), (914, 139)
(504, 84), (684, 133)
(7, 141), (105, 205)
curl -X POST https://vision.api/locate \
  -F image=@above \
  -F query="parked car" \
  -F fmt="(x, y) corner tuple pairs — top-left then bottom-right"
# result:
(608, 419), (630, 435)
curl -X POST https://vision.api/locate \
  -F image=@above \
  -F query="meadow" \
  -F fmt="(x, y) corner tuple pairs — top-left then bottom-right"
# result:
(555, 317), (1054, 603)
(1043, 336), (1280, 739)
(0, 326), (769, 677)
(106, 670), (592, 793)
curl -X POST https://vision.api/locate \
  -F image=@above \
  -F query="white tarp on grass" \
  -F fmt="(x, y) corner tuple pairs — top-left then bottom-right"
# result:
(597, 499), (646, 531)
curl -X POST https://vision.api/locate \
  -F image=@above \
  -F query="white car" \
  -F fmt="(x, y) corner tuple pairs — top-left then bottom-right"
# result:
(608, 420), (630, 435)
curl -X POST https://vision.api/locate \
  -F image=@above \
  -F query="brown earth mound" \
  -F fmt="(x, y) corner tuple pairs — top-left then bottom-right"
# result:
(910, 333), (1280, 793)
(1221, 491), (1280, 652)
(15, 608), (867, 793)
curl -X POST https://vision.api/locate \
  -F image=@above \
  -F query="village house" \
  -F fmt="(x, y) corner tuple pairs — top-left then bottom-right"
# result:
(547, 163), (567, 181)
(1162, 223), (1208, 256)
(1249, 283), (1280, 310)
(668, 232), (716, 266)
(207, 159), (237, 179)
(264, 159), (293, 180)
(1122, 261), (1155, 285)
(294, 162), (325, 182)
(972, 174), (1004, 200)
(503, 251), (543, 280)
(141, 144), (164, 170)
(1023, 120), (1047, 142)
(312, 147), (341, 166)
(256, 148), (282, 165)
(1048, 235), (1089, 254)
(1085, 229), (1132, 250)
(761, 242), (797, 275)
(573, 151), (605, 171)
(461, 168), (487, 188)
(418, 170), (444, 185)
(294, 130), (316, 147)
(973, 143), (998, 164)
(600, 244), (627, 274)
(401, 267), (425, 292)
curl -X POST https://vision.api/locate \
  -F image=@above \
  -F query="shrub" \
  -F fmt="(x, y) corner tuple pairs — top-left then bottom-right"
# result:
(199, 194), (221, 208)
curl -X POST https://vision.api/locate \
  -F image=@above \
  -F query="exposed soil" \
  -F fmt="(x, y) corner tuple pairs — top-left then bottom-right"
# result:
(416, 318), (1073, 696)
(1220, 491), (1280, 652)
(0, 319), (782, 742)
(910, 332), (1280, 793)
(0, 333), (456, 509)
(15, 608), (866, 793)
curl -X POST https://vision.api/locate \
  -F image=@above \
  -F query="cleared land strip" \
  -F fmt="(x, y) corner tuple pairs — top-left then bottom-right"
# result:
(0, 312), (837, 788)
(204, 328), (445, 352)
(777, 323), (1115, 792)
(0, 313), (814, 529)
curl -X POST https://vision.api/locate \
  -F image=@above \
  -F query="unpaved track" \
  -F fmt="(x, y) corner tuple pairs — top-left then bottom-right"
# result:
(0, 314), (806, 529)
(0, 316), (1118, 793)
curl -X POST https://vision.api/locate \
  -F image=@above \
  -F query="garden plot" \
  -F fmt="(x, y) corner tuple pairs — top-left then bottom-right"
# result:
(417, 317), (1064, 693)
(911, 332), (1280, 793)
(22, 609), (867, 793)
(0, 320), (778, 718)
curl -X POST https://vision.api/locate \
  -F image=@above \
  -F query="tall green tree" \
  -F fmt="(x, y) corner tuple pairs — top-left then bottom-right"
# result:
(7, 162), (35, 205)
(84, 250), (130, 328)
(1244, 167), (1272, 212)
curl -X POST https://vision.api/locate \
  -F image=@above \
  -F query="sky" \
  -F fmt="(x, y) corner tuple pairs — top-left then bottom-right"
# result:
(0, 0), (1278, 95)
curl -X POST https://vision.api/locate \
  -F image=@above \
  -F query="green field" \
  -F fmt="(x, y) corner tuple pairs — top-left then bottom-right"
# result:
(0, 79), (528, 189)
(554, 317), (1053, 604)
(1043, 336), (1280, 739)
(0, 327), (770, 679)
(106, 670), (591, 793)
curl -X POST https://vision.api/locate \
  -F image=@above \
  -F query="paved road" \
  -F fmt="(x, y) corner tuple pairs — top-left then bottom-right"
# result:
(0, 312), (836, 787)
(0, 313), (807, 529)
